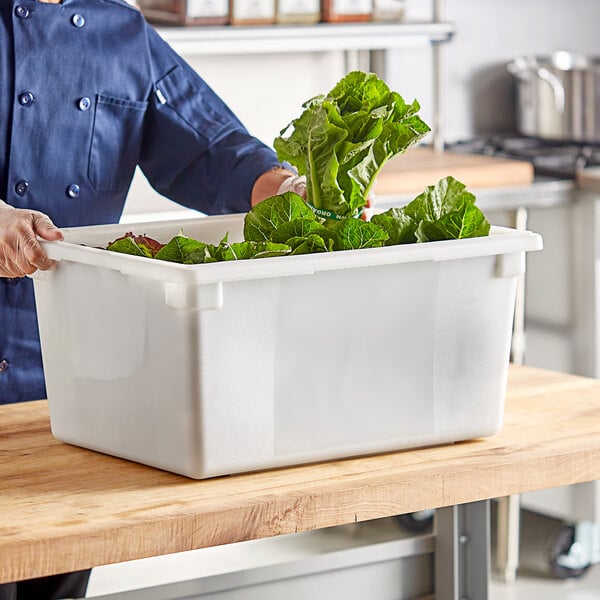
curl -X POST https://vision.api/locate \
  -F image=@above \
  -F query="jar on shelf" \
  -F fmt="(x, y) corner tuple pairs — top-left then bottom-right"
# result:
(372, 0), (404, 21)
(229, 0), (276, 25)
(320, 0), (373, 22)
(276, 0), (321, 24)
(138, 0), (229, 25)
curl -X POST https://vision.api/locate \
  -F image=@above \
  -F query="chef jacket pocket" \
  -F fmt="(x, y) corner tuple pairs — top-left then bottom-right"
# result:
(89, 94), (148, 192)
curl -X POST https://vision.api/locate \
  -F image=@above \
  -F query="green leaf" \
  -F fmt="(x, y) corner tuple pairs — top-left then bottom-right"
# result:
(268, 217), (337, 252)
(288, 234), (334, 255)
(243, 192), (316, 242)
(401, 176), (491, 242)
(404, 176), (477, 223)
(217, 241), (292, 261)
(107, 236), (154, 258)
(328, 218), (389, 251)
(370, 207), (418, 245)
(274, 71), (430, 219)
(269, 217), (326, 244)
(276, 103), (350, 216)
(154, 236), (214, 264)
(416, 205), (491, 242)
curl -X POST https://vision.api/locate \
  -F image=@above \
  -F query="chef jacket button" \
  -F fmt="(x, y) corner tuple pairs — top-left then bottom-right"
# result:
(0, 359), (9, 373)
(66, 183), (80, 198)
(15, 5), (30, 18)
(71, 13), (85, 27)
(4, 278), (20, 285)
(78, 97), (91, 111)
(15, 180), (29, 196)
(18, 92), (35, 107)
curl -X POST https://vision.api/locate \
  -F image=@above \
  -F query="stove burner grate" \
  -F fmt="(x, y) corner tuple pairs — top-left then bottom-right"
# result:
(448, 135), (600, 179)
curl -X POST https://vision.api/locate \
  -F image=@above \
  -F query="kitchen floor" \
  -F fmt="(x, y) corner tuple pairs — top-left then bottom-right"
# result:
(490, 567), (600, 599)
(489, 510), (600, 599)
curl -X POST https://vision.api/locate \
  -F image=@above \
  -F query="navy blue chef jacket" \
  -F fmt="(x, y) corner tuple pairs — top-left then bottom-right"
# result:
(0, 0), (283, 404)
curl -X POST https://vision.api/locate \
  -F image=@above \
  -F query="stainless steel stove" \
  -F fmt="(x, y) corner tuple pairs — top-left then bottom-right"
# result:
(448, 134), (600, 179)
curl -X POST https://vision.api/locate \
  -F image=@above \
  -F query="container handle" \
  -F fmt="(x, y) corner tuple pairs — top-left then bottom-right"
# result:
(495, 252), (525, 278)
(537, 67), (566, 114)
(164, 281), (223, 310)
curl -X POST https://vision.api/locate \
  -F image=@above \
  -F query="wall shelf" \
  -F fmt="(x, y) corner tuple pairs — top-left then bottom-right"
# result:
(156, 22), (454, 56)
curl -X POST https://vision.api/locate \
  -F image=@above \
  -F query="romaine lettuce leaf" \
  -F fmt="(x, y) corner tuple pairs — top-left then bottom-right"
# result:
(106, 233), (163, 258)
(107, 236), (154, 258)
(274, 71), (430, 219)
(288, 234), (334, 255)
(215, 241), (292, 261)
(269, 217), (329, 244)
(372, 176), (491, 244)
(243, 192), (316, 242)
(416, 204), (491, 242)
(106, 176), (490, 268)
(404, 176), (490, 241)
(327, 218), (389, 250)
(370, 207), (418, 245)
(154, 235), (215, 264)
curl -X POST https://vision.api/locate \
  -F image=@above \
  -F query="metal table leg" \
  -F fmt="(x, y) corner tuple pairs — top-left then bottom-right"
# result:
(435, 501), (491, 600)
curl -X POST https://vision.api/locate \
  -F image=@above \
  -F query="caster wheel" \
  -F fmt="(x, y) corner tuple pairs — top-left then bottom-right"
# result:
(550, 524), (591, 580)
(396, 510), (434, 532)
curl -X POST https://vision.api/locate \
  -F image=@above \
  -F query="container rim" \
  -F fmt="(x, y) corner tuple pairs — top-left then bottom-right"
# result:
(37, 215), (543, 286)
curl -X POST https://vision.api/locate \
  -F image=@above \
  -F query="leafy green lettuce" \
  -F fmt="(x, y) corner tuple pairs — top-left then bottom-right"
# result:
(154, 235), (214, 263)
(107, 231), (291, 264)
(372, 176), (490, 244)
(106, 233), (164, 258)
(106, 177), (490, 263)
(243, 192), (387, 253)
(274, 71), (430, 219)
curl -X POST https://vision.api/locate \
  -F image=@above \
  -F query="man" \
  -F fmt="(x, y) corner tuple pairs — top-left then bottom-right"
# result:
(0, 0), (296, 596)
(0, 0), (297, 402)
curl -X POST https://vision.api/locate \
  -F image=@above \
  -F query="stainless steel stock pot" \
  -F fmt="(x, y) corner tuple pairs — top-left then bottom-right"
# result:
(508, 51), (600, 142)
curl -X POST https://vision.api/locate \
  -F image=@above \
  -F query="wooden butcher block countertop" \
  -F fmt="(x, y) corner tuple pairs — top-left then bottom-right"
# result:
(2, 365), (600, 583)
(377, 147), (535, 195)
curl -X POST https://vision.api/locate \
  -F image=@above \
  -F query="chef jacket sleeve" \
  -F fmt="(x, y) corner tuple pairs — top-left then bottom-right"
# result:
(138, 25), (283, 215)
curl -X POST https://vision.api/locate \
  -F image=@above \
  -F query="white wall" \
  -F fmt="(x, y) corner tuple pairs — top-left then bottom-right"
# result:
(420, 0), (600, 141)
(198, 0), (600, 146)
(124, 0), (600, 217)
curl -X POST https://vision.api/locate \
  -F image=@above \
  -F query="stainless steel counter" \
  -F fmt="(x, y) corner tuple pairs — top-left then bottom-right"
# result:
(377, 178), (576, 213)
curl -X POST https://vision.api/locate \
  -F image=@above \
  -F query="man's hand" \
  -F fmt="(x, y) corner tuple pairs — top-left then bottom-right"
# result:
(275, 174), (376, 221)
(251, 168), (297, 207)
(0, 201), (63, 278)
(276, 174), (307, 198)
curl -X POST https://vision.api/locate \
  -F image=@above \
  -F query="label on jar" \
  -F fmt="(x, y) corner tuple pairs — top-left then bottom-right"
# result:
(232, 0), (276, 20)
(278, 0), (320, 15)
(373, 0), (404, 19)
(332, 0), (373, 15)
(187, 0), (228, 17)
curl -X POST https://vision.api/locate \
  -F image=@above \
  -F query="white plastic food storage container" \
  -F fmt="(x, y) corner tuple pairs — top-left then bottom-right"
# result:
(32, 214), (542, 479)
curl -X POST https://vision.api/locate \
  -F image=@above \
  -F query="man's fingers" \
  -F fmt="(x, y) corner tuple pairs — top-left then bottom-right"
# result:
(0, 251), (27, 278)
(19, 229), (55, 271)
(32, 213), (63, 241)
(19, 212), (61, 272)
(277, 174), (307, 199)
(0, 212), (59, 276)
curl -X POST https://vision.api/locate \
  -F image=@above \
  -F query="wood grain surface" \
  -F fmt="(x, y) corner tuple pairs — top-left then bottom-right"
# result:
(377, 147), (535, 195)
(1, 365), (599, 583)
